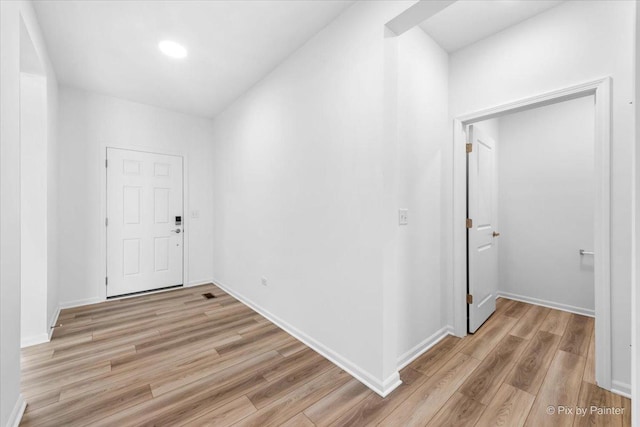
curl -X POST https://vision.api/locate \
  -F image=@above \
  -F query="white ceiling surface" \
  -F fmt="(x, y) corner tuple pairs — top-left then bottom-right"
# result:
(420, 0), (565, 53)
(33, 0), (354, 118)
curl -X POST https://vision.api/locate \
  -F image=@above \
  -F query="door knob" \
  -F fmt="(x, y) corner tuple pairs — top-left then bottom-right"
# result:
(171, 229), (181, 234)
(492, 232), (500, 237)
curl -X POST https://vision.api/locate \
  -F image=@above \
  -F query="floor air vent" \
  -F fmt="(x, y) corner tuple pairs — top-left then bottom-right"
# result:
(202, 292), (216, 299)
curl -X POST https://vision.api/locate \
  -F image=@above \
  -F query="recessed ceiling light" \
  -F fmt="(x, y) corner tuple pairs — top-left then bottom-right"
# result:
(158, 40), (187, 59)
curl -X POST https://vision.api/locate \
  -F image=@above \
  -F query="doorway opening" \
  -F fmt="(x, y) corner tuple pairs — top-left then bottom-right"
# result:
(467, 95), (596, 333)
(453, 78), (612, 389)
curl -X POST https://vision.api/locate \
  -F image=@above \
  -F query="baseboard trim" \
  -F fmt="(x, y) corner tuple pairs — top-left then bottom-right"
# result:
(187, 279), (214, 287)
(381, 372), (402, 396)
(21, 305), (61, 348)
(610, 380), (631, 399)
(6, 394), (26, 427)
(48, 305), (61, 341)
(59, 296), (103, 309)
(397, 326), (454, 370)
(59, 282), (214, 310)
(21, 333), (50, 348)
(212, 278), (400, 397)
(497, 292), (595, 317)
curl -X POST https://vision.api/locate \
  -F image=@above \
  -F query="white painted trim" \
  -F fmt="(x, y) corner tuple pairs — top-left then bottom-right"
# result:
(397, 326), (455, 370)
(453, 77), (613, 390)
(496, 292), (595, 318)
(385, 0), (455, 36)
(20, 333), (49, 348)
(610, 380), (632, 399)
(6, 395), (26, 427)
(58, 281), (206, 310)
(187, 279), (214, 287)
(47, 305), (60, 340)
(213, 278), (401, 397)
(100, 144), (190, 302)
(59, 296), (103, 309)
(381, 373), (402, 397)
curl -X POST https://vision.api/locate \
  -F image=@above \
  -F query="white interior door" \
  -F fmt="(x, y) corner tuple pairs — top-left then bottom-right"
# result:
(106, 148), (184, 297)
(467, 125), (498, 333)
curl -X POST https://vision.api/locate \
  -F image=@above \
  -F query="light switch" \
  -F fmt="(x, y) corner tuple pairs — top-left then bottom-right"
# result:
(399, 209), (408, 225)
(191, 210), (200, 219)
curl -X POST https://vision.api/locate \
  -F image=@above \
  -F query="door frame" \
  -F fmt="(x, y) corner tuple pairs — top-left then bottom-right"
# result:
(452, 77), (612, 389)
(101, 145), (188, 301)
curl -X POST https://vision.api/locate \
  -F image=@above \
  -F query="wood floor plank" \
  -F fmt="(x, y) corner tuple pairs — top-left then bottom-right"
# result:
(18, 390), (60, 412)
(57, 347), (220, 401)
(247, 356), (333, 409)
(506, 330), (561, 395)
(475, 383), (535, 427)
(260, 348), (322, 382)
(425, 392), (486, 427)
(22, 288), (626, 427)
(329, 368), (427, 427)
(459, 315), (518, 360)
(459, 334), (527, 405)
(22, 344), (135, 382)
(303, 378), (372, 427)
(178, 395), (257, 427)
(21, 360), (112, 397)
(150, 349), (283, 397)
(21, 384), (153, 427)
(525, 350), (586, 427)
(411, 335), (463, 377)
(574, 381), (623, 427)
(277, 341), (307, 358)
(538, 309), (571, 336)
(583, 330), (596, 384)
(377, 352), (481, 427)
(510, 305), (550, 340)
(558, 314), (593, 357)
(234, 367), (351, 427)
(280, 413), (316, 427)
(93, 366), (271, 426)
(495, 297), (514, 314)
(621, 396), (631, 427)
(503, 301), (531, 319)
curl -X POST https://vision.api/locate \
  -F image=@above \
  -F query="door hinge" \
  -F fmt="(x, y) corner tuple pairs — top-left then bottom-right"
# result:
(105, 159), (108, 168)
(105, 218), (108, 226)
(105, 277), (108, 286)
(467, 294), (473, 304)
(466, 143), (473, 153)
(466, 218), (473, 229)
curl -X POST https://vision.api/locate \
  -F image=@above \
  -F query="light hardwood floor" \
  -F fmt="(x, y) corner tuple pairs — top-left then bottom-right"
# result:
(20, 285), (631, 426)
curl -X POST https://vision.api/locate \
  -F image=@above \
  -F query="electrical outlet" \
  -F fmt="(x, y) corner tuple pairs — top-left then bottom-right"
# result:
(399, 209), (408, 225)
(261, 277), (268, 287)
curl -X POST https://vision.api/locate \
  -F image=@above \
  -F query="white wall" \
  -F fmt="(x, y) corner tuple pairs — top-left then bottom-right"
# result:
(395, 26), (450, 366)
(496, 96), (596, 314)
(57, 86), (215, 306)
(449, 0), (636, 391)
(17, 2), (60, 349)
(633, 1), (639, 421)
(20, 73), (49, 345)
(210, 0), (414, 393)
(46, 48), (59, 338)
(1, 1), (58, 425)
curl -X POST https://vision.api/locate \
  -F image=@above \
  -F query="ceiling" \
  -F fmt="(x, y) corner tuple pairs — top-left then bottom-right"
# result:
(33, 1), (567, 118)
(33, 0), (354, 118)
(420, 0), (564, 53)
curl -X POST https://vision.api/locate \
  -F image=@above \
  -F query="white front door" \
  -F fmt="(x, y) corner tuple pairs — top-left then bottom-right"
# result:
(106, 148), (184, 297)
(467, 125), (499, 333)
